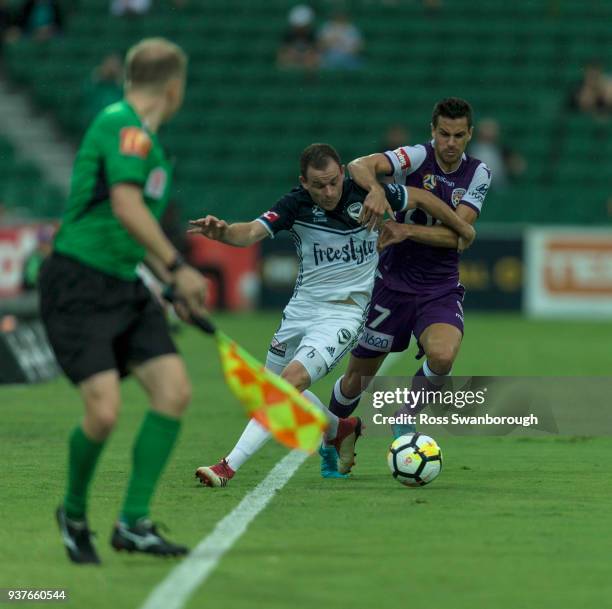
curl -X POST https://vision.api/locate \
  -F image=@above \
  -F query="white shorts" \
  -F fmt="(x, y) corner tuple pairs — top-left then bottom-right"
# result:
(266, 299), (366, 384)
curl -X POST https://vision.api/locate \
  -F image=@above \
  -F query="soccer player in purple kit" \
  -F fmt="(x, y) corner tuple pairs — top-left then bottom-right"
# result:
(323, 98), (491, 469)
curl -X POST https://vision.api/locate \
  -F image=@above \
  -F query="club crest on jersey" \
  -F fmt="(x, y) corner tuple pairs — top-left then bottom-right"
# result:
(423, 174), (437, 191)
(451, 188), (466, 208)
(337, 328), (352, 344)
(144, 167), (167, 199)
(312, 206), (327, 223)
(347, 202), (363, 222)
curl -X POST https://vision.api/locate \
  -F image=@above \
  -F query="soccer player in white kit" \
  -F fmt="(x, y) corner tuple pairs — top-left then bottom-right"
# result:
(188, 143), (475, 485)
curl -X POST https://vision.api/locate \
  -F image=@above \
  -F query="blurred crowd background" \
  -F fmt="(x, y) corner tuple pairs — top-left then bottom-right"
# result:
(0, 0), (610, 224)
(0, 0), (610, 340)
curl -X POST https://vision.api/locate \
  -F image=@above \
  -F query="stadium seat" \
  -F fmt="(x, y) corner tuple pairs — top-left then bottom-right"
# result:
(2, 0), (611, 223)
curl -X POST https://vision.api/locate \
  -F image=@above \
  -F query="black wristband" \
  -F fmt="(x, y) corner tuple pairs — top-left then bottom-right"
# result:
(167, 253), (186, 273)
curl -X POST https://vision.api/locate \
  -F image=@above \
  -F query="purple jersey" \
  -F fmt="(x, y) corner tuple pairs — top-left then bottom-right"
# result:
(380, 142), (491, 295)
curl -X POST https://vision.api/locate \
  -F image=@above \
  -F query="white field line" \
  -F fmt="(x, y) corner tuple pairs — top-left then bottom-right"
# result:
(140, 352), (406, 609)
(139, 450), (307, 609)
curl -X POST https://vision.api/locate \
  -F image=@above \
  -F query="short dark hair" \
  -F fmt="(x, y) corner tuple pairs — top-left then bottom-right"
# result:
(432, 97), (473, 128)
(300, 143), (342, 178)
(125, 37), (187, 89)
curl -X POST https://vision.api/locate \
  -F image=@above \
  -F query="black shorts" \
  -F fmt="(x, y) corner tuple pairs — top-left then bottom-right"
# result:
(39, 253), (177, 385)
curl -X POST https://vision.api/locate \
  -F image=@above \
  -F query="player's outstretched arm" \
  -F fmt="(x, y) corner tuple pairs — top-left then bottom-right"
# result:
(348, 153), (395, 231)
(188, 217), (268, 247)
(407, 187), (475, 245)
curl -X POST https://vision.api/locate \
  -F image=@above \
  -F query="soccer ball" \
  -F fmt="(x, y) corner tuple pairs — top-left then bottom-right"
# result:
(387, 433), (443, 487)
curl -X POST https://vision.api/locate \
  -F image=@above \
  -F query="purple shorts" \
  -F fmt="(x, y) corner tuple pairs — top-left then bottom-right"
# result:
(352, 279), (465, 359)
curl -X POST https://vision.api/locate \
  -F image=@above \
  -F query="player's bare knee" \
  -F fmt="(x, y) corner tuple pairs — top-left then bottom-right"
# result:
(95, 409), (119, 436)
(427, 345), (457, 374)
(171, 380), (191, 413)
(281, 362), (311, 392)
(82, 383), (120, 438)
(178, 380), (192, 411)
(84, 401), (119, 438)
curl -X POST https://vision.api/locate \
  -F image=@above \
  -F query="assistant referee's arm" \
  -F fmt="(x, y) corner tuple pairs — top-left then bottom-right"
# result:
(112, 183), (207, 314)
(111, 183), (179, 267)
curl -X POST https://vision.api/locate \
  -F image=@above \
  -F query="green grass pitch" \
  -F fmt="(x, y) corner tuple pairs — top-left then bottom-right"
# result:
(2, 313), (611, 609)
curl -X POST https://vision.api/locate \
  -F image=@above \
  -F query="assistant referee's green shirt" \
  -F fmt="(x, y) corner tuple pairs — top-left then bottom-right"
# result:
(54, 100), (172, 280)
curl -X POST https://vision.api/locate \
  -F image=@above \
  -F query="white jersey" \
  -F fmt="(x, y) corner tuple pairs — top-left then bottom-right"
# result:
(257, 178), (409, 307)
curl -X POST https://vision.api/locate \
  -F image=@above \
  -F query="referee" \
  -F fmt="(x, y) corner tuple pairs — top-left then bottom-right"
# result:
(40, 38), (206, 564)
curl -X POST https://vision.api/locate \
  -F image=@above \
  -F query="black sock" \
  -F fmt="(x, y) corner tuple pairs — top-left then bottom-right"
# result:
(328, 376), (361, 418)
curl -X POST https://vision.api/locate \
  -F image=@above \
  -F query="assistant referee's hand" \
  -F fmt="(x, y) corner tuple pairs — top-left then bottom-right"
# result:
(173, 265), (208, 320)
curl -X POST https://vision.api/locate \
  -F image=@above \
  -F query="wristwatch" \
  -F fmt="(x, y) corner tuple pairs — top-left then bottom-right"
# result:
(167, 253), (186, 273)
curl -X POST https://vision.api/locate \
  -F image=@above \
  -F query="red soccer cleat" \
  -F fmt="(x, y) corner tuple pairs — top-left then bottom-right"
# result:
(195, 459), (235, 488)
(330, 417), (363, 474)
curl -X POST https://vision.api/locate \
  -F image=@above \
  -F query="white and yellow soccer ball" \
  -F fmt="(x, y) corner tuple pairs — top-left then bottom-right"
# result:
(387, 433), (443, 487)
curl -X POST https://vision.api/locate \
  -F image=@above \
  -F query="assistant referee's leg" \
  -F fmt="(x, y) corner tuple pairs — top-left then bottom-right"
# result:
(80, 370), (122, 440)
(119, 354), (191, 526)
(62, 371), (120, 521)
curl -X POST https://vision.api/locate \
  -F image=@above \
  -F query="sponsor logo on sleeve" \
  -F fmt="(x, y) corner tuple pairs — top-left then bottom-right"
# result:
(269, 336), (287, 357)
(451, 188), (467, 208)
(470, 183), (489, 203)
(347, 202), (363, 222)
(262, 210), (280, 223)
(385, 184), (406, 210)
(119, 127), (152, 159)
(423, 174), (437, 191)
(144, 167), (168, 199)
(393, 148), (411, 170)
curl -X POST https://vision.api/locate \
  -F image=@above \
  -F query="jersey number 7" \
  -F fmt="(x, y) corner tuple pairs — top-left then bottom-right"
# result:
(370, 305), (391, 329)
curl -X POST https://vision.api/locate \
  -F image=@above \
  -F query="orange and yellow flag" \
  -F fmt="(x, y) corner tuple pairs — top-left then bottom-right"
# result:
(216, 331), (328, 453)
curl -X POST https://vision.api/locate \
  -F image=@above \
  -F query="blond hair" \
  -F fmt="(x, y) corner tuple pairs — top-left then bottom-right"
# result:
(125, 37), (187, 90)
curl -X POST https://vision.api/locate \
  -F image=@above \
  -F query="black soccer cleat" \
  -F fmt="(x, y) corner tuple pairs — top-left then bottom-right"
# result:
(55, 506), (100, 565)
(110, 519), (188, 557)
